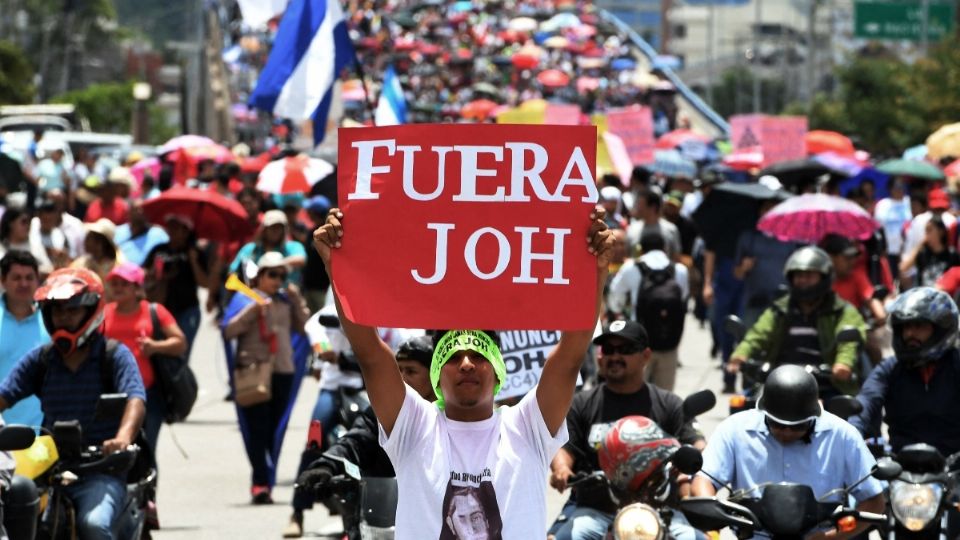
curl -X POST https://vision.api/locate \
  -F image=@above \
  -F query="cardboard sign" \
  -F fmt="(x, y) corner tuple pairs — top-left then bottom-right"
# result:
(605, 106), (655, 165)
(730, 114), (808, 166)
(601, 131), (633, 187)
(496, 330), (563, 400)
(334, 124), (599, 330)
(544, 103), (582, 126)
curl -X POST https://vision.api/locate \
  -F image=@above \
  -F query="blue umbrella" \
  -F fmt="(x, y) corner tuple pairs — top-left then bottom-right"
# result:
(653, 150), (696, 179)
(451, 1), (473, 12)
(611, 58), (637, 71)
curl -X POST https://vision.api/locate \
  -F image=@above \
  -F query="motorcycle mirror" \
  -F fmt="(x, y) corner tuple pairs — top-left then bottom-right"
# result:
(724, 315), (746, 341)
(317, 313), (341, 328)
(0, 425), (36, 452)
(94, 393), (129, 421)
(683, 390), (717, 419)
(824, 395), (863, 419)
(836, 326), (862, 345)
(671, 445), (703, 475)
(873, 457), (902, 481)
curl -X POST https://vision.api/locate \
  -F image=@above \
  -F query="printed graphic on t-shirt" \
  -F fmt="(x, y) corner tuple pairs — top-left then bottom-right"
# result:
(439, 470), (503, 540)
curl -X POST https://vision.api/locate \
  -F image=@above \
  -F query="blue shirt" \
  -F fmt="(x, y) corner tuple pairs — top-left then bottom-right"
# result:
(114, 224), (169, 267)
(0, 297), (47, 427)
(229, 240), (307, 285)
(735, 229), (801, 309)
(701, 409), (883, 504)
(0, 335), (146, 446)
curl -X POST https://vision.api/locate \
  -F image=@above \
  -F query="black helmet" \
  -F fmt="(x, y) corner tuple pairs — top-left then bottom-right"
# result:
(396, 335), (434, 369)
(783, 246), (834, 302)
(757, 365), (821, 424)
(889, 287), (959, 368)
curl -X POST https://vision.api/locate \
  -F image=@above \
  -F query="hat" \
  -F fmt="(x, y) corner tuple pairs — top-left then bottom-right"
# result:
(396, 335), (434, 368)
(256, 251), (287, 271)
(929, 188), (951, 210)
(107, 167), (134, 187)
(664, 190), (684, 207)
(124, 151), (144, 166)
(819, 233), (860, 258)
(262, 209), (288, 228)
(84, 218), (116, 244)
(600, 186), (622, 202)
(593, 320), (649, 348)
(106, 262), (145, 286)
(305, 195), (332, 215)
(164, 213), (195, 231)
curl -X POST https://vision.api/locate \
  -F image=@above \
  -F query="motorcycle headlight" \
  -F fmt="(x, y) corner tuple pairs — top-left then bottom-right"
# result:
(890, 480), (944, 532)
(612, 503), (663, 540)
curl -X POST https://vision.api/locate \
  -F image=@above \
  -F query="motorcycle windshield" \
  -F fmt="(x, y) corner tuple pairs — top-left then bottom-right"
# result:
(749, 483), (821, 536)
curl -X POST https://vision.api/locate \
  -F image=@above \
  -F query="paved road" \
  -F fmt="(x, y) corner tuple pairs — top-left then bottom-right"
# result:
(151, 309), (727, 539)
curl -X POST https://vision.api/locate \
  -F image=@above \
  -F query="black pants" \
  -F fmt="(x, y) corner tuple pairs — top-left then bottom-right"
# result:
(238, 373), (294, 486)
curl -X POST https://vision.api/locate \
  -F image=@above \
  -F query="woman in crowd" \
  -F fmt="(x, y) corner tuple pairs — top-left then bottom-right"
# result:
(0, 207), (53, 275)
(901, 216), (960, 287)
(70, 217), (121, 281)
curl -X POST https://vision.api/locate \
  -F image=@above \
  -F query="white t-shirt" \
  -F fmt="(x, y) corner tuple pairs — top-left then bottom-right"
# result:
(380, 385), (567, 540)
(873, 197), (911, 254)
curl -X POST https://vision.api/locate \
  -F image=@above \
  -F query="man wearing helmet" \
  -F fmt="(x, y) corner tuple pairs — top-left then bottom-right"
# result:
(729, 246), (867, 395)
(850, 287), (960, 457)
(693, 365), (885, 539)
(0, 267), (146, 540)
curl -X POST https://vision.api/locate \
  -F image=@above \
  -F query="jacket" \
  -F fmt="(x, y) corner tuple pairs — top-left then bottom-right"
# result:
(732, 293), (866, 395)
(223, 289), (309, 374)
(850, 350), (960, 457)
(311, 406), (394, 478)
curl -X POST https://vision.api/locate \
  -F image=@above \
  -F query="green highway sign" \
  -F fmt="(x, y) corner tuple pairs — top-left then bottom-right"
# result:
(854, 0), (956, 41)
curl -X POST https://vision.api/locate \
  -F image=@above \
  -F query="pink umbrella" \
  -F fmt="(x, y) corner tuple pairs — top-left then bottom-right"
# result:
(537, 69), (570, 88)
(158, 134), (217, 155)
(758, 193), (879, 243)
(129, 156), (161, 197)
(576, 76), (600, 93)
(723, 146), (764, 171)
(257, 155), (334, 194)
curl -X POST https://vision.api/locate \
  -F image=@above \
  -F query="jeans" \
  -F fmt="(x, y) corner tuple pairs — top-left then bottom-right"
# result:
(144, 385), (165, 454)
(551, 503), (705, 540)
(238, 373), (294, 486)
(173, 305), (201, 362)
(63, 474), (127, 540)
(710, 257), (744, 387)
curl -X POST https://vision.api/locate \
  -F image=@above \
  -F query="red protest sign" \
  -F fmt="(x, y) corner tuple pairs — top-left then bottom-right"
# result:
(605, 106), (655, 165)
(730, 114), (808, 166)
(544, 103), (582, 126)
(334, 124), (599, 330)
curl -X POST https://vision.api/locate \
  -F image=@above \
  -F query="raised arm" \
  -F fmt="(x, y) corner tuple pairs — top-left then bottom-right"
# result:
(537, 207), (613, 436)
(313, 209), (406, 435)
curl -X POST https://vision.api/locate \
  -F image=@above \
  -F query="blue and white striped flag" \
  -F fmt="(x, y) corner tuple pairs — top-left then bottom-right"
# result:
(249, 0), (355, 145)
(375, 65), (407, 126)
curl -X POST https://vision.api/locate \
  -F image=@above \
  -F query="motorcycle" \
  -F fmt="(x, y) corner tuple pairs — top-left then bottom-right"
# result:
(315, 456), (397, 540)
(313, 312), (371, 449)
(553, 390), (718, 540)
(677, 447), (896, 539)
(879, 445), (960, 539)
(0, 425), (42, 540)
(724, 315), (862, 415)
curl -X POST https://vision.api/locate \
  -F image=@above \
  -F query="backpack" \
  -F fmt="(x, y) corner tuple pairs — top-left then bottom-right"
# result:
(634, 262), (686, 351)
(148, 304), (199, 424)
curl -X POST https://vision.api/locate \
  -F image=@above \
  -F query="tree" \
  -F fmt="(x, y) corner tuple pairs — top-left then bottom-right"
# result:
(0, 41), (35, 104)
(52, 81), (135, 133)
(707, 66), (789, 119)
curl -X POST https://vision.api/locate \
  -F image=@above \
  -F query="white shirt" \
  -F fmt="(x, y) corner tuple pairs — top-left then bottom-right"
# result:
(873, 197), (911, 254)
(607, 250), (689, 318)
(380, 385), (566, 540)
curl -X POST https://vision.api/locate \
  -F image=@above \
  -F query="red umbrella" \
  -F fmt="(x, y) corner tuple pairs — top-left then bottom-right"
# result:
(511, 53), (540, 70)
(497, 30), (527, 44)
(806, 130), (855, 156)
(656, 129), (711, 149)
(394, 38), (418, 51)
(257, 155), (334, 194)
(723, 146), (764, 171)
(537, 69), (570, 88)
(168, 144), (236, 185)
(461, 99), (499, 120)
(418, 43), (441, 56)
(141, 186), (254, 242)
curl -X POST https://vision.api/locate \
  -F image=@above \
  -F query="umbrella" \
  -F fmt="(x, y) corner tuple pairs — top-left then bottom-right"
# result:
(805, 130), (855, 156)
(652, 150), (696, 179)
(511, 53), (540, 70)
(570, 24), (596, 38)
(926, 122), (960, 162)
(656, 129), (710, 150)
(461, 99), (500, 120)
(537, 69), (570, 88)
(759, 158), (832, 185)
(902, 145), (928, 161)
(875, 158), (945, 181)
(539, 13), (581, 32)
(576, 76), (600, 93)
(813, 152), (865, 177)
(497, 30), (527, 44)
(158, 135), (216, 155)
(167, 144), (236, 185)
(471, 82), (499, 97)
(508, 17), (538, 32)
(544, 35), (569, 49)
(758, 193), (879, 243)
(722, 147), (763, 171)
(141, 186), (254, 242)
(610, 58), (637, 71)
(257, 155), (334, 195)
(692, 182), (792, 257)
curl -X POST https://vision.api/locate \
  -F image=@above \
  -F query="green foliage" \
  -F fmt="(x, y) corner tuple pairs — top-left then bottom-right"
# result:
(51, 81), (135, 133)
(0, 41), (35, 104)
(708, 66), (788, 119)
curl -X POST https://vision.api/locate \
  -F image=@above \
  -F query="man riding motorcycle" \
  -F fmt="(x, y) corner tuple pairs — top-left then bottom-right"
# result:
(728, 246), (867, 396)
(548, 320), (704, 540)
(0, 268), (146, 540)
(692, 365), (885, 540)
(290, 335), (437, 537)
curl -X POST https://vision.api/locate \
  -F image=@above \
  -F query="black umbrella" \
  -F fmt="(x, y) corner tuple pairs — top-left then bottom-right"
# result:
(692, 182), (792, 257)
(758, 158), (837, 186)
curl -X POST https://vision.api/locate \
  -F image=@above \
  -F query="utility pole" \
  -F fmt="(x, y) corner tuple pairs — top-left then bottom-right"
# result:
(806, 0), (818, 106)
(752, 0), (762, 112)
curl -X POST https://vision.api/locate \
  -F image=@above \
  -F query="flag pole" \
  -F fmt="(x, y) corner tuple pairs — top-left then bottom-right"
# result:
(352, 50), (378, 125)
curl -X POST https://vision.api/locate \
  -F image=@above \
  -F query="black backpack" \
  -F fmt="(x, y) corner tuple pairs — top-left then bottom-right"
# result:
(148, 304), (198, 424)
(634, 262), (686, 351)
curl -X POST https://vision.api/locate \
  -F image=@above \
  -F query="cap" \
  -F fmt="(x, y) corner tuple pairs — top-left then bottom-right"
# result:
(593, 320), (649, 348)
(600, 186), (622, 202)
(84, 218), (116, 244)
(819, 233), (860, 258)
(262, 209), (288, 228)
(305, 195), (332, 215)
(106, 262), (145, 286)
(256, 251), (287, 270)
(396, 335), (434, 368)
(929, 188), (951, 210)
(164, 213), (195, 231)
(107, 167), (135, 187)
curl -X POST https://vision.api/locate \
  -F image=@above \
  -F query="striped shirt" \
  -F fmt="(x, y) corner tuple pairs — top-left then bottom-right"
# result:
(0, 334), (145, 446)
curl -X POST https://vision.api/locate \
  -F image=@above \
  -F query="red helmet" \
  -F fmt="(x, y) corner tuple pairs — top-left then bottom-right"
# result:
(34, 268), (105, 356)
(598, 416), (680, 494)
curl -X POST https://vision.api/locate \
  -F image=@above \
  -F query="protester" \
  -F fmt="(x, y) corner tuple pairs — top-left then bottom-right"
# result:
(32, 194), (75, 269)
(230, 209), (306, 286)
(900, 216), (960, 288)
(873, 177), (911, 279)
(0, 207), (54, 276)
(71, 218), (121, 282)
(625, 188), (682, 258)
(901, 188), (956, 287)
(820, 234), (887, 323)
(114, 199), (170, 266)
(0, 251), (47, 426)
(662, 190), (698, 267)
(84, 167), (132, 225)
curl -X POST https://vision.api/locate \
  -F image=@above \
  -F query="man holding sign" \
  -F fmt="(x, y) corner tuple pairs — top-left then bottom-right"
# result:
(312, 122), (613, 540)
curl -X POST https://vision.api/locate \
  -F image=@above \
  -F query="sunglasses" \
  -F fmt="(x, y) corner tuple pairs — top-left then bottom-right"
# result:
(765, 418), (813, 433)
(265, 270), (287, 280)
(600, 343), (641, 356)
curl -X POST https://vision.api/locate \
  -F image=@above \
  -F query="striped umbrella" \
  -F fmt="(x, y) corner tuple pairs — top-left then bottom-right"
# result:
(652, 150), (696, 179)
(256, 155), (334, 194)
(758, 193), (879, 243)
